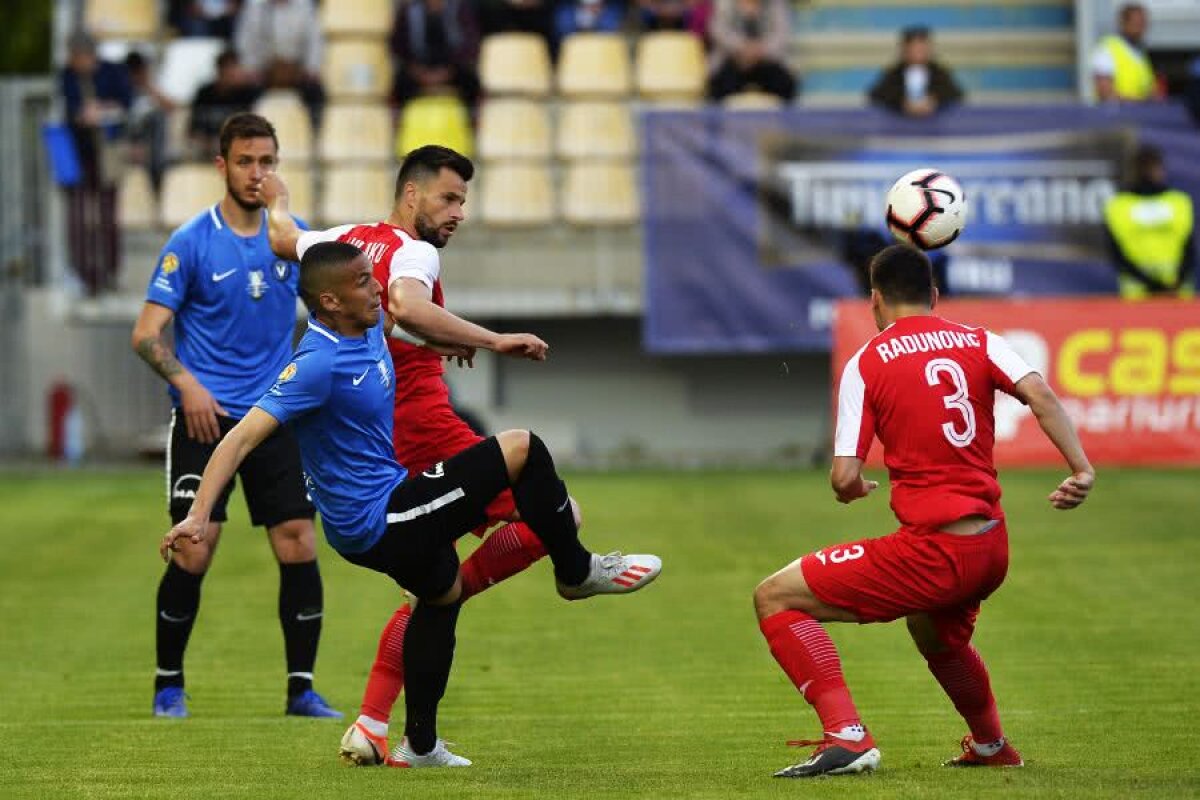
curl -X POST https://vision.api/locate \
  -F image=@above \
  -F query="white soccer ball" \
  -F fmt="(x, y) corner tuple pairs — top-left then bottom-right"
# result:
(885, 168), (967, 250)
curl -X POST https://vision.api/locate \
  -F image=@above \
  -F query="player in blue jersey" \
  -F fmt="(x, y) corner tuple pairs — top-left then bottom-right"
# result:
(131, 113), (341, 720)
(160, 242), (662, 767)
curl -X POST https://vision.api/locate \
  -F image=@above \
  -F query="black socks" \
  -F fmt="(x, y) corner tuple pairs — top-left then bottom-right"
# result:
(279, 560), (323, 699)
(155, 560), (203, 690)
(403, 600), (462, 755)
(510, 433), (591, 586)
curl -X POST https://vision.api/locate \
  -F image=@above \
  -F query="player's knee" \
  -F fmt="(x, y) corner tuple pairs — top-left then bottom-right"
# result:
(495, 429), (531, 478)
(269, 519), (317, 560)
(906, 615), (951, 656)
(753, 576), (788, 620)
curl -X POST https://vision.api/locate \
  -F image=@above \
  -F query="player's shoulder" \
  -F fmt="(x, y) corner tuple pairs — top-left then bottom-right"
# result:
(394, 232), (439, 261)
(166, 204), (222, 248)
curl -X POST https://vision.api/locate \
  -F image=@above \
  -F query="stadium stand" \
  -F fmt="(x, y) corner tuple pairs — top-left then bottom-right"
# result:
(722, 90), (786, 109)
(556, 101), (636, 160)
(635, 31), (707, 101)
(157, 38), (225, 106)
(319, 164), (395, 224)
(562, 162), (638, 225)
(396, 95), (473, 159)
(479, 33), (553, 97)
(556, 33), (633, 98)
(318, 102), (393, 163)
(253, 91), (314, 161)
(318, 0), (395, 37)
(479, 163), (555, 226)
(321, 38), (391, 99)
(85, 0), (159, 40)
(118, 168), (157, 231)
(158, 163), (226, 228)
(477, 99), (552, 161)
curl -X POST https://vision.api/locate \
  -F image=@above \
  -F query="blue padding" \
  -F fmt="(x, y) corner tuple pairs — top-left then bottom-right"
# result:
(804, 65), (1076, 94)
(796, 4), (1074, 32)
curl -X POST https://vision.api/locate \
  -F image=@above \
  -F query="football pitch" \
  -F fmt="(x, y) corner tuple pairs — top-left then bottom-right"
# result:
(0, 467), (1197, 799)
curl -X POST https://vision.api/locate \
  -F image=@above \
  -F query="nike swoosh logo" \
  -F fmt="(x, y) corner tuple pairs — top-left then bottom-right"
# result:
(352, 369), (370, 386)
(556, 497), (571, 513)
(212, 269), (237, 281)
(798, 679), (813, 697)
(295, 611), (323, 622)
(159, 610), (191, 623)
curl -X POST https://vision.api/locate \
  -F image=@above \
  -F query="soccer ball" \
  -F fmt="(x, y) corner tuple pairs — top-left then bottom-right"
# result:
(885, 168), (967, 250)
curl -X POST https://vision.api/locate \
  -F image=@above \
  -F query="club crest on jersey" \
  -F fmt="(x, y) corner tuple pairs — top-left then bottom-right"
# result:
(278, 363), (297, 382)
(273, 260), (290, 281)
(161, 252), (180, 275)
(376, 358), (391, 387)
(248, 269), (267, 300)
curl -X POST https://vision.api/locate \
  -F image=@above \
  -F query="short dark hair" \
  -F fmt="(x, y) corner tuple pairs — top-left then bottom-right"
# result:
(869, 244), (934, 305)
(394, 145), (474, 199)
(901, 26), (930, 44)
(1119, 3), (1145, 22)
(1133, 143), (1163, 172)
(218, 112), (278, 160)
(299, 241), (364, 312)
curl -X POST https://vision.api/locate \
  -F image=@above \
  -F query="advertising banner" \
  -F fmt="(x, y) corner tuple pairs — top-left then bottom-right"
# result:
(832, 298), (1200, 466)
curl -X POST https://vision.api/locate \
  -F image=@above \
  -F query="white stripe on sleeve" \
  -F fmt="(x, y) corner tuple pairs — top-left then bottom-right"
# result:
(986, 330), (1037, 385)
(833, 348), (868, 457)
(296, 224), (357, 260)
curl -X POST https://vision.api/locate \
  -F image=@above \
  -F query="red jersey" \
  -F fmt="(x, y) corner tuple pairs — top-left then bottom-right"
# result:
(834, 315), (1035, 529)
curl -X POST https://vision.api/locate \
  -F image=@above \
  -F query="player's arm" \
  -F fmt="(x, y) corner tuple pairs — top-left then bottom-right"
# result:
(160, 408), (279, 559)
(829, 352), (880, 504)
(1012, 374), (1094, 509)
(259, 172), (301, 260)
(389, 277), (548, 360)
(131, 301), (228, 444)
(830, 456), (879, 505)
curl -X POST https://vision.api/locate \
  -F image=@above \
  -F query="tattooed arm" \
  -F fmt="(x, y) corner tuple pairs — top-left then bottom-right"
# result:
(131, 302), (228, 444)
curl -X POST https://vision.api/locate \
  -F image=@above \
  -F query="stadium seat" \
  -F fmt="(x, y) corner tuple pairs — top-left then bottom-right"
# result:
(159, 163), (226, 228)
(635, 32), (706, 100)
(85, 0), (158, 39)
(557, 33), (633, 98)
(157, 38), (225, 106)
(479, 34), (552, 97)
(722, 91), (785, 110)
(320, 165), (395, 225)
(477, 99), (551, 161)
(253, 92), (314, 161)
(279, 165), (315, 223)
(319, 103), (394, 163)
(322, 39), (391, 99)
(319, 0), (394, 37)
(556, 102), (635, 160)
(479, 163), (554, 226)
(562, 162), (638, 225)
(118, 168), (157, 230)
(396, 95), (473, 159)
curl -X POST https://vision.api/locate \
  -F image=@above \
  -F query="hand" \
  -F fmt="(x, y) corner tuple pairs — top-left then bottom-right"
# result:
(1048, 470), (1094, 510)
(836, 478), (879, 504)
(161, 515), (209, 561)
(494, 333), (548, 361)
(904, 97), (936, 117)
(424, 341), (476, 367)
(258, 172), (288, 208)
(78, 99), (102, 127)
(178, 376), (228, 444)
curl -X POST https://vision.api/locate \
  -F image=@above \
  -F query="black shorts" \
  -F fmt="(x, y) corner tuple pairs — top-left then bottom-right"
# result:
(166, 409), (315, 527)
(341, 437), (510, 600)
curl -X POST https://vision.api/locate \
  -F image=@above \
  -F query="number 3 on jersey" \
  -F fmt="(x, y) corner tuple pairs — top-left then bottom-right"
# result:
(813, 545), (865, 565)
(925, 357), (976, 447)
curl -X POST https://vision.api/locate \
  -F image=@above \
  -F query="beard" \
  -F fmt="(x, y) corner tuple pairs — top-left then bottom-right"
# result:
(414, 211), (448, 248)
(227, 178), (263, 212)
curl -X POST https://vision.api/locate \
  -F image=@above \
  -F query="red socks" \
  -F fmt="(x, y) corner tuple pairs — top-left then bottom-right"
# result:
(358, 522), (546, 722)
(759, 610), (861, 732)
(924, 645), (1004, 743)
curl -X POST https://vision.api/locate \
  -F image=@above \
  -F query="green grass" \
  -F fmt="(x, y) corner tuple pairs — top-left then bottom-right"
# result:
(0, 467), (1197, 799)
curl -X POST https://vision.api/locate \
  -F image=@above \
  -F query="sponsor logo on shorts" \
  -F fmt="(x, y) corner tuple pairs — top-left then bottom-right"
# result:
(171, 474), (202, 501)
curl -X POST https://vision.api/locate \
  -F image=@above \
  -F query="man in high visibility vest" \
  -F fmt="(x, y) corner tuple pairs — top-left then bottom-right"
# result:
(1091, 3), (1163, 103)
(1104, 145), (1195, 300)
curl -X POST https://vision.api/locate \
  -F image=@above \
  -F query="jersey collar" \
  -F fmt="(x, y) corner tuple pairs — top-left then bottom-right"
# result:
(307, 316), (339, 343)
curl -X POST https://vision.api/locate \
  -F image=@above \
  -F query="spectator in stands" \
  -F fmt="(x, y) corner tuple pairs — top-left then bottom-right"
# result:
(168, 0), (242, 39)
(479, 0), (555, 48)
(59, 31), (131, 296)
(553, 0), (625, 52)
(189, 50), (263, 156)
(1104, 144), (1195, 299)
(707, 0), (796, 103)
(867, 26), (963, 117)
(638, 0), (707, 33)
(390, 0), (482, 113)
(124, 51), (178, 193)
(1091, 2), (1163, 103)
(234, 0), (325, 127)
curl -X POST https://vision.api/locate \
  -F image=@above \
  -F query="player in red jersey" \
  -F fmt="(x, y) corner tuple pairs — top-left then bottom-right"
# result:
(260, 147), (643, 766)
(755, 244), (1095, 778)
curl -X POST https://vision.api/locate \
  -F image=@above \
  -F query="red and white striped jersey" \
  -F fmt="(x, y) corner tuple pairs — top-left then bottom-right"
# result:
(296, 223), (446, 402)
(834, 314), (1035, 529)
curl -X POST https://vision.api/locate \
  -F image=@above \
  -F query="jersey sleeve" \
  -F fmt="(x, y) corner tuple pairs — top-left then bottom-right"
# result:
(833, 349), (876, 459)
(388, 240), (441, 290)
(985, 330), (1037, 397)
(1090, 44), (1115, 77)
(296, 224), (357, 260)
(255, 350), (332, 424)
(145, 230), (194, 311)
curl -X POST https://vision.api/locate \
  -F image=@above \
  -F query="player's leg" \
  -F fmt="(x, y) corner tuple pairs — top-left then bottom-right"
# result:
(241, 425), (340, 718)
(496, 429), (660, 597)
(154, 410), (234, 718)
(754, 555), (878, 778)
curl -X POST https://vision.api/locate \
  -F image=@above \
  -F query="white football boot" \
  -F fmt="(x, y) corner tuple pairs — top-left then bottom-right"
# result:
(387, 737), (472, 768)
(557, 551), (662, 600)
(339, 721), (388, 766)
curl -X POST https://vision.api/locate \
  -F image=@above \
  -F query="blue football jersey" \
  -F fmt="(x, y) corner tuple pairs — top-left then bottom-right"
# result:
(145, 203), (307, 418)
(255, 316), (407, 554)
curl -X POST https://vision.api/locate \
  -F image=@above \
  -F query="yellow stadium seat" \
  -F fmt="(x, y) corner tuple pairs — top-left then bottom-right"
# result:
(252, 92), (314, 162)
(557, 33), (632, 98)
(118, 168), (157, 230)
(322, 39), (392, 99)
(562, 162), (638, 225)
(723, 90), (784, 110)
(556, 101), (635, 160)
(320, 103), (394, 163)
(479, 163), (554, 227)
(479, 34), (551, 97)
(159, 163), (226, 229)
(320, 0), (394, 36)
(396, 95), (473, 159)
(477, 99), (551, 161)
(635, 32), (706, 100)
(320, 164), (395, 225)
(86, 0), (158, 39)
(278, 165), (315, 222)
